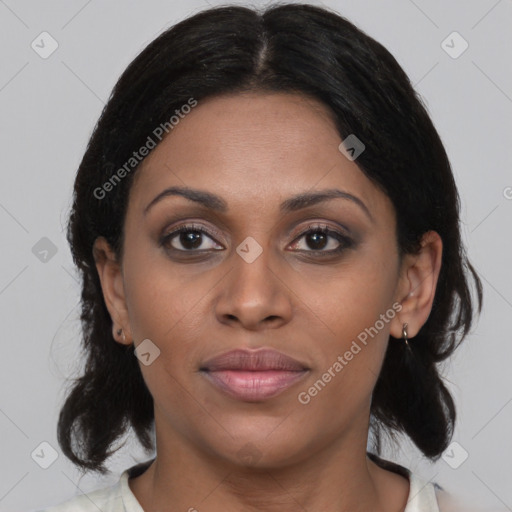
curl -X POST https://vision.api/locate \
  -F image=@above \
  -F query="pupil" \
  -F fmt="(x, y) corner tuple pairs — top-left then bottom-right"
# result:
(308, 231), (326, 250)
(181, 231), (202, 249)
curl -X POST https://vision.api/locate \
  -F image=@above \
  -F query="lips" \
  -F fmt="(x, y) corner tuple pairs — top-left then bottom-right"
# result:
(200, 348), (309, 401)
(201, 348), (308, 372)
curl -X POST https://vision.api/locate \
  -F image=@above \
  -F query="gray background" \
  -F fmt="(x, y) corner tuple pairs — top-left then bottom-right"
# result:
(0, 0), (511, 510)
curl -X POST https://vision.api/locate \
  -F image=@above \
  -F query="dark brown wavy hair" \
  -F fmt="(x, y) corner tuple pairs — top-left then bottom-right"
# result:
(58, 2), (483, 475)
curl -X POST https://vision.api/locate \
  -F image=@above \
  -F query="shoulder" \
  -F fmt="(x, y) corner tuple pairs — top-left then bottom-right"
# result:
(38, 460), (153, 512)
(404, 470), (442, 512)
(435, 488), (460, 512)
(39, 482), (123, 512)
(367, 453), (441, 512)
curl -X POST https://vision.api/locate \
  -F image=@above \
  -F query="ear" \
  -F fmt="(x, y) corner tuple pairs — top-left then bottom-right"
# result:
(390, 230), (443, 339)
(92, 236), (132, 346)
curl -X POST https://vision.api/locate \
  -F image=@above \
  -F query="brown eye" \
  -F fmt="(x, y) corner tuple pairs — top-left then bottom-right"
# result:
(289, 225), (354, 254)
(160, 224), (223, 252)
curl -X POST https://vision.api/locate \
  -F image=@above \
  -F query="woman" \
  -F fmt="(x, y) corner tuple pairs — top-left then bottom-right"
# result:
(40, 3), (483, 511)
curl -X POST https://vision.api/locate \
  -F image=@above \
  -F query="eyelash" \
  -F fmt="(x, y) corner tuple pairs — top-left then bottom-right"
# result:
(159, 222), (354, 256)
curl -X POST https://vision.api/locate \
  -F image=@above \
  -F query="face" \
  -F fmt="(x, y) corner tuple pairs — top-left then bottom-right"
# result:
(94, 92), (439, 469)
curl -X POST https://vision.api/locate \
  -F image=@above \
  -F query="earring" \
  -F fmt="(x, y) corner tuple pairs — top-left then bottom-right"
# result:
(115, 327), (126, 342)
(402, 322), (410, 347)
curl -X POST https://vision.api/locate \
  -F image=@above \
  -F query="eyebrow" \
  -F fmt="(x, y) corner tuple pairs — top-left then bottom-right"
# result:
(143, 185), (374, 222)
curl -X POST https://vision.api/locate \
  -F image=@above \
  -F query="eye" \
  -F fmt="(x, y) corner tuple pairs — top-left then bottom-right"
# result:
(159, 222), (354, 256)
(160, 223), (223, 252)
(289, 224), (354, 254)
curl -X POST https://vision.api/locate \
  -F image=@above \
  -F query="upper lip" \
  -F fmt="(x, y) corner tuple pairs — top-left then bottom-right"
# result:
(200, 348), (309, 372)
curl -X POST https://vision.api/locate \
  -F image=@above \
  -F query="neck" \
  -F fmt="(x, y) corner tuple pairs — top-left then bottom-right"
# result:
(128, 418), (408, 512)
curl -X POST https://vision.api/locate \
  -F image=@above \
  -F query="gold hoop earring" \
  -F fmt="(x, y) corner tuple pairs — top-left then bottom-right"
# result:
(402, 322), (410, 347)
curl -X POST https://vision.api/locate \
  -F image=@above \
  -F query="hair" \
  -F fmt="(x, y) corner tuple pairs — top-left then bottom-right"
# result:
(58, 2), (483, 475)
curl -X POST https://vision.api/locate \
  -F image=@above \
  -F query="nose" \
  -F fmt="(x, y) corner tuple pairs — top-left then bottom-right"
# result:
(214, 243), (293, 331)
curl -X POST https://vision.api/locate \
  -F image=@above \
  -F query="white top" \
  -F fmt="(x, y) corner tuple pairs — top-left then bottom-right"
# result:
(38, 458), (444, 512)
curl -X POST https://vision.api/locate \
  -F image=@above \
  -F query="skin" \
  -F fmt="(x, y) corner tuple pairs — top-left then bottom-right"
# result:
(93, 91), (443, 512)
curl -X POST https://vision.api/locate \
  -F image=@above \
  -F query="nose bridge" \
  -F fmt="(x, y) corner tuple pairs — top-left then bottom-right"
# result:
(231, 234), (278, 302)
(215, 234), (292, 328)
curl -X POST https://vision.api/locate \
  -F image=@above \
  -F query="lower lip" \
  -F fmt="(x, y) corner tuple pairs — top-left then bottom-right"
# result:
(201, 369), (308, 401)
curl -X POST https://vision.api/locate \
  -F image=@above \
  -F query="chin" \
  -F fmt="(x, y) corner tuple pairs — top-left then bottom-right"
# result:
(211, 430), (310, 470)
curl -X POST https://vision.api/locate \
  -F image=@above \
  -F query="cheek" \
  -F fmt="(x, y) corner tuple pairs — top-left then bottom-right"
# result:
(123, 246), (211, 342)
(307, 249), (398, 343)
(121, 258), (207, 416)
(304, 248), (398, 395)
(296, 287), (393, 424)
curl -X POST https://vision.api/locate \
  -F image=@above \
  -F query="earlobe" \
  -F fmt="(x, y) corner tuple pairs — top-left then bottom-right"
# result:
(92, 236), (132, 345)
(390, 230), (443, 339)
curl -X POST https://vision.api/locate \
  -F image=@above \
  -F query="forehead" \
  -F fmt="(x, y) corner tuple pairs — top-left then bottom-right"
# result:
(128, 92), (391, 222)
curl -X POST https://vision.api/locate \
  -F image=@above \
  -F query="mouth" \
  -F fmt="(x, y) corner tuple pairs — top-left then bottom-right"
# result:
(199, 348), (310, 402)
